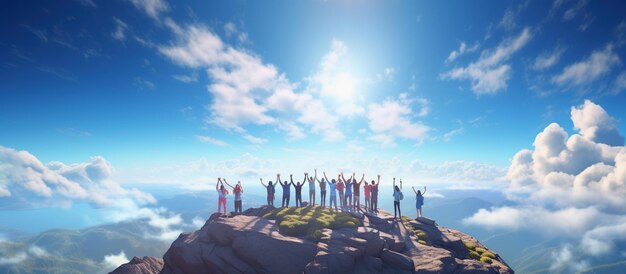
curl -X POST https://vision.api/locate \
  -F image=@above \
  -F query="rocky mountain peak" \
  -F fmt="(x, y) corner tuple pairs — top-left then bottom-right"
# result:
(110, 205), (512, 274)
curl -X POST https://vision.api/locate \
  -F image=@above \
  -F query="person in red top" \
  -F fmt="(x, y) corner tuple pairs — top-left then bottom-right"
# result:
(216, 177), (229, 215)
(363, 180), (371, 212)
(336, 174), (345, 209)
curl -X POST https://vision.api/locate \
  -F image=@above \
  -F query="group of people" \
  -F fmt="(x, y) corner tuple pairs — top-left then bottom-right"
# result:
(215, 170), (427, 219)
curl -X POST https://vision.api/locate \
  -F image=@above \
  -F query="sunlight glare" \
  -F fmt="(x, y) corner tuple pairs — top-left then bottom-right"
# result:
(330, 73), (356, 100)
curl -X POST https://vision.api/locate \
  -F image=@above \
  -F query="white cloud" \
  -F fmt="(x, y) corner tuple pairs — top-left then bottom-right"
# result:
(0, 253), (27, 265)
(111, 18), (128, 41)
(367, 93), (430, 146)
(441, 28), (532, 94)
(409, 159), (505, 183)
(243, 134), (268, 145)
(224, 22), (237, 37)
(307, 40), (358, 102)
(277, 122), (306, 140)
(377, 67), (396, 81)
(533, 47), (565, 70)
(563, 0), (588, 21)
(498, 9), (517, 30)
(160, 24), (343, 141)
(104, 199), (183, 242)
(0, 146), (155, 206)
(336, 102), (366, 118)
(192, 216), (205, 228)
(571, 100), (624, 146)
(134, 77), (155, 90)
(446, 42), (479, 63)
(172, 71), (198, 83)
(611, 71), (626, 95)
(102, 250), (129, 270)
(550, 245), (588, 272)
(465, 100), (626, 261)
(464, 206), (610, 235)
(0, 245), (47, 265)
(195, 135), (228, 147)
(346, 141), (364, 153)
(28, 246), (48, 257)
(552, 44), (620, 87)
(443, 127), (464, 142)
(129, 0), (169, 19)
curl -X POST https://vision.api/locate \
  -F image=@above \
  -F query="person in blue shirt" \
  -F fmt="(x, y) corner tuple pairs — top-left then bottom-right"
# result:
(341, 173), (354, 211)
(323, 172), (338, 211)
(412, 186), (427, 218)
(277, 174), (291, 207)
(392, 178), (403, 219)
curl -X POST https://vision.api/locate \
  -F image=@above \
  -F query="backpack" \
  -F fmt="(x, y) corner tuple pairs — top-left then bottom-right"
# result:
(399, 191), (404, 200)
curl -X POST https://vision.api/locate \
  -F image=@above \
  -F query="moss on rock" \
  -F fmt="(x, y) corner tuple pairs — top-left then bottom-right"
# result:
(263, 206), (361, 241)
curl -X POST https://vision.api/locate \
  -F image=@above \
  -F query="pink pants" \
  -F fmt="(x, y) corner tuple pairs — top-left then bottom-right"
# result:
(218, 198), (227, 214)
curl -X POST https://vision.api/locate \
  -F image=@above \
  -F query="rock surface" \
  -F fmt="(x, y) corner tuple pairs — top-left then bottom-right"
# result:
(110, 256), (164, 274)
(110, 206), (513, 274)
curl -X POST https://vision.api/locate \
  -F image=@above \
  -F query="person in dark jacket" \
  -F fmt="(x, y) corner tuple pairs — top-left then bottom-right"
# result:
(260, 177), (275, 206)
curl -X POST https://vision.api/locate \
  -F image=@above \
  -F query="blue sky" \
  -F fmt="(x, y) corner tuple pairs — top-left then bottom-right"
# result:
(1, 0), (626, 187)
(3, 1), (626, 269)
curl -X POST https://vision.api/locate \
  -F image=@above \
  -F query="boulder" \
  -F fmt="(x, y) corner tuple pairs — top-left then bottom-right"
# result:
(416, 216), (436, 226)
(381, 249), (414, 271)
(109, 256), (163, 274)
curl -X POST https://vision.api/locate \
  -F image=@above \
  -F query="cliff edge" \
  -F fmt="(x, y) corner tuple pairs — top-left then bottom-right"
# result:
(110, 206), (513, 274)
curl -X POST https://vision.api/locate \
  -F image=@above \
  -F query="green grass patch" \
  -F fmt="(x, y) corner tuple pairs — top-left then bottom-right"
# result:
(418, 239), (428, 246)
(481, 251), (496, 259)
(415, 230), (428, 241)
(475, 247), (487, 254)
(463, 241), (476, 251)
(262, 206), (361, 242)
(469, 251), (481, 260)
(463, 241), (496, 263)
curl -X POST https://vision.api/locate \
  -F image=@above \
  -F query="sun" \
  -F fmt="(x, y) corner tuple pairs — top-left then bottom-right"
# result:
(330, 72), (356, 100)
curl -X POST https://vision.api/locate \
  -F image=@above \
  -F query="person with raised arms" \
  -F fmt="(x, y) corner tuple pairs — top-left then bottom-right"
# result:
(323, 172), (338, 211)
(260, 177), (275, 206)
(370, 175), (380, 212)
(341, 173), (354, 211)
(353, 174), (364, 211)
(291, 174), (305, 208)
(315, 169), (327, 207)
(336, 174), (345, 209)
(363, 179), (371, 212)
(223, 179), (243, 214)
(277, 174), (291, 207)
(412, 185), (427, 218)
(392, 178), (404, 219)
(216, 177), (229, 215)
(307, 172), (316, 206)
